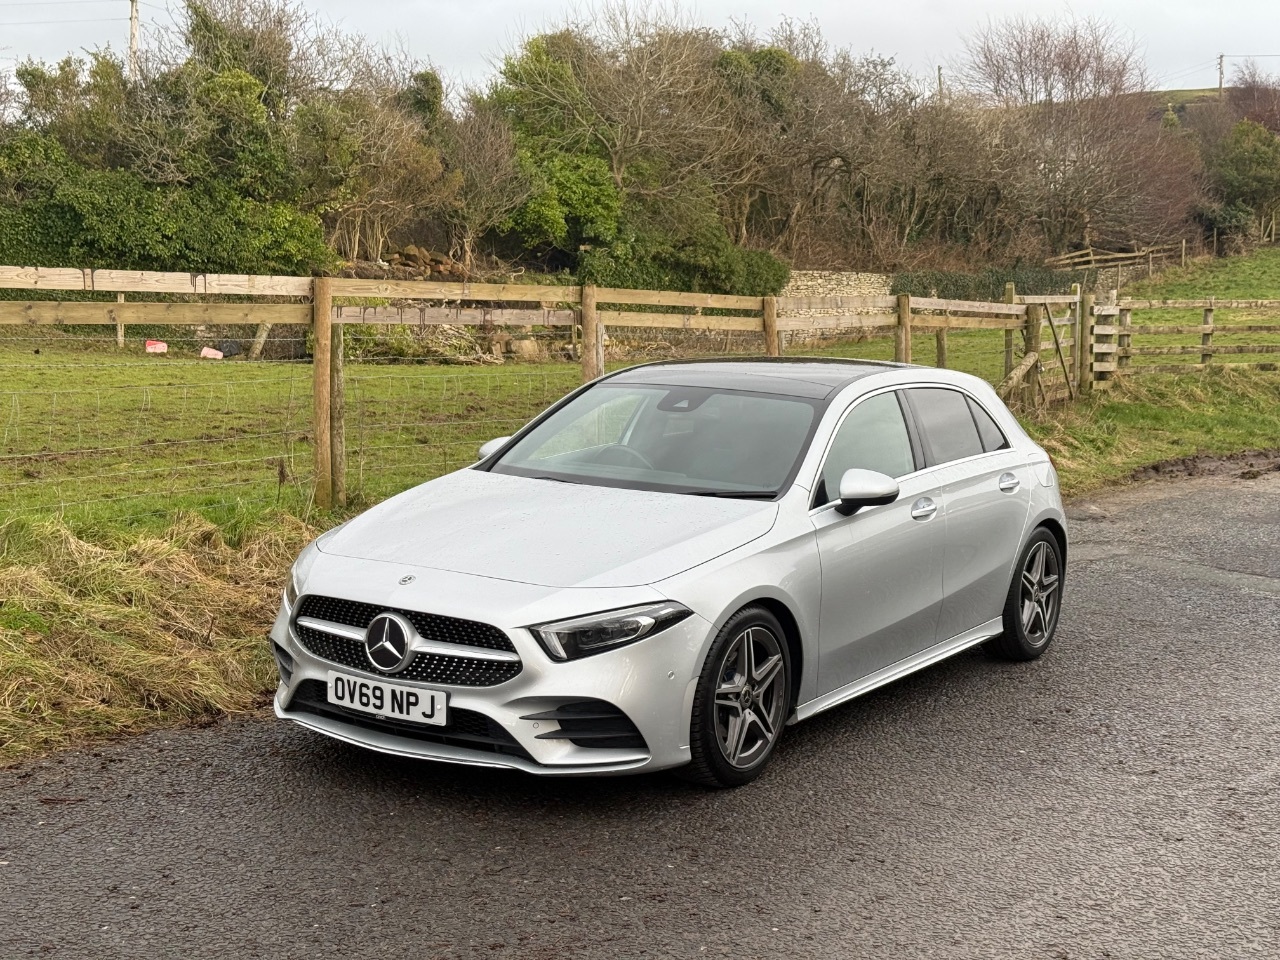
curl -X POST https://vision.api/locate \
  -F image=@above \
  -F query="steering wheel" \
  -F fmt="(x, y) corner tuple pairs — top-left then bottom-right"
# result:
(591, 444), (655, 470)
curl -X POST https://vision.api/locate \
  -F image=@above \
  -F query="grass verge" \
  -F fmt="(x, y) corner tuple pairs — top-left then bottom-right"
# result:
(0, 510), (314, 766)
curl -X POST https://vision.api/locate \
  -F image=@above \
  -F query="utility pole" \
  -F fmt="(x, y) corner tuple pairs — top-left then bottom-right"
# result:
(128, 0), (139, 82)
(937, 64), (944, 100)
(1218, 53), (1225, 97)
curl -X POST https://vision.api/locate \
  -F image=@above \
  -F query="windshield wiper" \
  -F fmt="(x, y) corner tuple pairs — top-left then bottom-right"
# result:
(531, 475), (582, 484)
(685, 489), (778, 500)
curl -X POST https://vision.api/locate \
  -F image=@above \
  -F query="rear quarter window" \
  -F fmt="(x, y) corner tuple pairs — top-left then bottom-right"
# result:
(907, 388), (984, 465)
(967, 397), (1011, 453)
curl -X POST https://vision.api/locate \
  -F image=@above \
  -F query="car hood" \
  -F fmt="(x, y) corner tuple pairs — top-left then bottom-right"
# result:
(316, 470), (778, 589)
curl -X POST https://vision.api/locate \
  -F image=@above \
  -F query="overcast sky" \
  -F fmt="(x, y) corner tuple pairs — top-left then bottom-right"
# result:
(2, 0), (1277, 92)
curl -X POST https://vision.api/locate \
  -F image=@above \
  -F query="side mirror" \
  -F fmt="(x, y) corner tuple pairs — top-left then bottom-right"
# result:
(836, 468), (899, 516)
(477, 436), (512, 461)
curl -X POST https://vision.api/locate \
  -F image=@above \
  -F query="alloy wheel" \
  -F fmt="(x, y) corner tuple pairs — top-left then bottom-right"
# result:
(713, 626), (786, 769)
(1020, 540), (1061, 645)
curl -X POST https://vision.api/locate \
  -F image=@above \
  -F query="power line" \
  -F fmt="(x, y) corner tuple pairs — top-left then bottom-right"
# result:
(0, 18), (129, 26)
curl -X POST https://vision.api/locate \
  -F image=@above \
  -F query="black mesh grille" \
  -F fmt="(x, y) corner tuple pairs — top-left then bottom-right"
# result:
(293, 595), (522, 687)
(530, 700), (647, 750)
(272, 642), (295, 685)
(296, 595), (515, 652)
(288, 680), (532, 761)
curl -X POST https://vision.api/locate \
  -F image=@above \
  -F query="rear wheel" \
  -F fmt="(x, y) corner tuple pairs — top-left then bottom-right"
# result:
(683, 606), (791, 788)
(986, 528), (1064, 661)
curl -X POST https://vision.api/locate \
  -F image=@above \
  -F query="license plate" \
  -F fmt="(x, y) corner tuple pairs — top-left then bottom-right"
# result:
(326, 670), (448, 726)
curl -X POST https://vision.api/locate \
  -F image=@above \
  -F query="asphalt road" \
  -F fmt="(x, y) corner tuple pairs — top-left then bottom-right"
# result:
(3, 470), (1279, 960)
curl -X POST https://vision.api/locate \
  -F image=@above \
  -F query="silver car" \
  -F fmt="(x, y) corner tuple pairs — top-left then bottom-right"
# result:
(272, 359), (1067, 787)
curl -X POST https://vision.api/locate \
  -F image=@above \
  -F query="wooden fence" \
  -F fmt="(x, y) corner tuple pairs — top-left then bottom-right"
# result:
(1045, 242), (1186, 274)
(1089, 298), (1280, 387)
(1, 265), (1078, 508)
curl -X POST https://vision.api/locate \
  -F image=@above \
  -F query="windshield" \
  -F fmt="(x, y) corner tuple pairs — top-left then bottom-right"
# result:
(487, 382), (821, 497)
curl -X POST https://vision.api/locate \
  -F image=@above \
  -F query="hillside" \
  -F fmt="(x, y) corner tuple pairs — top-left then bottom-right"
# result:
(1126, 246), (1280, 299)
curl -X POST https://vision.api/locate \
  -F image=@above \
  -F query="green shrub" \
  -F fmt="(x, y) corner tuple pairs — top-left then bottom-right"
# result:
(892, 265), (1082, 302)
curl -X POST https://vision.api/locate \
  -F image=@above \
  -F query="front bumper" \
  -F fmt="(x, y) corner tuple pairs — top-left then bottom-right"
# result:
(270, 596), (711, 776)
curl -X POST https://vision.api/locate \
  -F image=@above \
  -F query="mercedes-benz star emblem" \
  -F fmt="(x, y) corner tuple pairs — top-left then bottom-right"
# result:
(364, 613), (414, 673)
(398, 574), (416, 585)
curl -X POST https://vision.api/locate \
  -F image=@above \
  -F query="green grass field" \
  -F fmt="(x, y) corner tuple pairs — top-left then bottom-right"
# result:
(0, 323), (1009, 536)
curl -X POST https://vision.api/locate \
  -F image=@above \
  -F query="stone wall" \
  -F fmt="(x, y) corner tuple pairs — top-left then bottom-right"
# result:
(778, 270), (895, 346)
(780, 270), (893, 304)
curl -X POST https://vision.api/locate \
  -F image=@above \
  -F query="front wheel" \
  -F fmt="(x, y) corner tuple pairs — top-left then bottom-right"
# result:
(986, 528), (1064, 661)
(683, 606), (791, 788)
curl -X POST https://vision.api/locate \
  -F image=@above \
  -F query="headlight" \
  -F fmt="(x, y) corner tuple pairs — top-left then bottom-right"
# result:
(284, 568), (300, 610)
(531, 602), (692, 661)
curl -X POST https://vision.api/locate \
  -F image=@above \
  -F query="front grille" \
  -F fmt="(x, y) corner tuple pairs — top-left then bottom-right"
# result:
(296, 595), (516, 651)
(293, 595), (522, 687)
(288, 680), (533, 761)
(525, 700), (647, 750)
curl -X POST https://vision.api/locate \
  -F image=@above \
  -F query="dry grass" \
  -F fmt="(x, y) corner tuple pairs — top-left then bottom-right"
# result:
(1023, 369), (1280, 497)
(0, 511), (315, 766)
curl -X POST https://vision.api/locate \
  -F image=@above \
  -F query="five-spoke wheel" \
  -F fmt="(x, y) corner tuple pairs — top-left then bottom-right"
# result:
(987, 527), (1065, 661)
(686, 606), (791, 787)
(713, 626), (787, 769)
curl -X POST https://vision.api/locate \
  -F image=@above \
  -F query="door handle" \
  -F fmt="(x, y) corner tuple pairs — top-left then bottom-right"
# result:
(910, 497), (938, 521)
(998, 472), (1021, 493)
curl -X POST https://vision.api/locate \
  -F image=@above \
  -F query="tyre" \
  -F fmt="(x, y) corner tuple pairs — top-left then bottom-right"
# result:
(683, 606), (791, 788)
(986, 527), (1064, 661)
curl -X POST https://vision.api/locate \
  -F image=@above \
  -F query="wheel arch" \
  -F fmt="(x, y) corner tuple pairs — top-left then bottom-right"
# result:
(1036, 516), (1068, 562)
(747, 597), (805, 713)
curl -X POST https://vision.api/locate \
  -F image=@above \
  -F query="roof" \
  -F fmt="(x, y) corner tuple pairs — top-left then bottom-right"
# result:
(605, 358), (901, 398)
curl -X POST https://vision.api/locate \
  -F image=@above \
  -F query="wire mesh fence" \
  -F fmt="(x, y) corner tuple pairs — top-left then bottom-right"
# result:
(1, 267), (1076, 527)
(0, 323), (315, 527)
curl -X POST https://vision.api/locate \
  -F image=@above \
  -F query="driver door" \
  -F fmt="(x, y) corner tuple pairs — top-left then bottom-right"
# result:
(810, 390), (945, 694)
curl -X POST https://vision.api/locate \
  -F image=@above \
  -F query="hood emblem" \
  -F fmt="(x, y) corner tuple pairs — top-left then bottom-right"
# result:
(398, 574), (416, 585)
(364, 613), (414, 673)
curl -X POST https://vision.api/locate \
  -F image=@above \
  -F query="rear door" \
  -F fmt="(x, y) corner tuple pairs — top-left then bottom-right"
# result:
(810, 390), (945, 693)
(903, 387), (1032, 642)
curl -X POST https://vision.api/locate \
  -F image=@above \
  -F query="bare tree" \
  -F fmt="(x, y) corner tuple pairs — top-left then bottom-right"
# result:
(1230, 60), (1280, 134)
(439, 98), (531, 270)
(500, 3), (748, 200)
(959, 14), (1198, 253)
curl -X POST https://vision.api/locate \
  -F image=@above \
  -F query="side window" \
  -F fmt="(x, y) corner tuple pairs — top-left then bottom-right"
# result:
(967, 397), (1010, 453)
(818, 392), (915, 504)
(907, 388), (984, 465)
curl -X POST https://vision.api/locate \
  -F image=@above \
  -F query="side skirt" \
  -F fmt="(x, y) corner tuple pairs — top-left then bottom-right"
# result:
(790, 617), (1003, 723)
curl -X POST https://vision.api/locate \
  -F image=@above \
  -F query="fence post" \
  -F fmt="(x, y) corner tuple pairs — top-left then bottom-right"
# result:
(247, 322), (272, 361)
(116, 293), (125, 348)
(312, 276), (333, 510)
(894, 294), (912, 364)
(762, 296), (781, 357)
(580, 283), (601, 382)
(1079, 291), (1096, 395)
(1003, 282), (1016, 378)
(1022, 302), (1042, 408)
(331, 318), (346, 508)
(1117, 306), (1132, 372)
(935, 327), (948, 368)
(1202, 303), (1215, 367)
(1069, 283), (1081, 392)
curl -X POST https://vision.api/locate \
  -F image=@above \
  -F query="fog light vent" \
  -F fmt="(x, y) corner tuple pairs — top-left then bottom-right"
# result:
(522, 700), (646, 750)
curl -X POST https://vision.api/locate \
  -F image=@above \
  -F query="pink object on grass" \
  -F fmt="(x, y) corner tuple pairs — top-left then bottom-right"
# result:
(200, 347), (224, 359)
(145, 340), (168, 354)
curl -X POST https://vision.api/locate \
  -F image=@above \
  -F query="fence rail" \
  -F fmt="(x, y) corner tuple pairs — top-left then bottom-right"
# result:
(1089, 297), (1280, 387)
(0, 265), (1084, 511)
